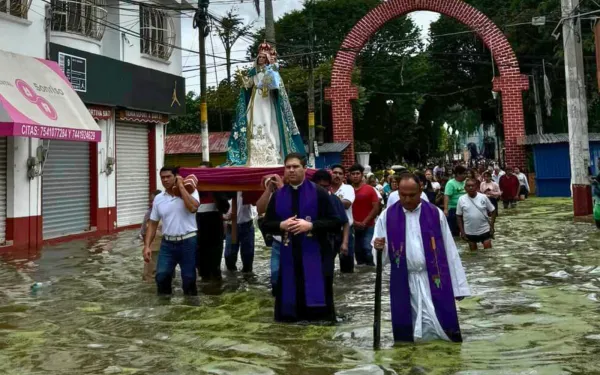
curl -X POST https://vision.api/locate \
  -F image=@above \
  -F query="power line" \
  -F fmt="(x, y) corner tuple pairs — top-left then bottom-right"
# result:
(39, 0), (242, 63)
(38, 1), (578, 81)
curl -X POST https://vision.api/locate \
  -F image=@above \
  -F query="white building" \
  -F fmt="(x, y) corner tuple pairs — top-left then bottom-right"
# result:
(0, 0), (189, 250)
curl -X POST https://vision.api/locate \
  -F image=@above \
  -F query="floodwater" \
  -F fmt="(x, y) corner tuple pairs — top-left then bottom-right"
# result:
(1, 198), (600, 375)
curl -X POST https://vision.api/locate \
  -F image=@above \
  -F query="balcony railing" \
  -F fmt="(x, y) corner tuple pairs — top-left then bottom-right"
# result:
(140, 6), (175, 60)
(0, 0), (32, 19)
(51, 0), (107, 41)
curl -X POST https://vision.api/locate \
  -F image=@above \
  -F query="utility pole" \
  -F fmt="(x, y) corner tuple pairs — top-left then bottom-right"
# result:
(319, 74), (324, 143)
(595, 21), (600, 91)
(531, 69), (544, 135)
(45, 4), (52, 59)
(194, 0), (210, 162)
(562, 0), (592, 216)
(307, 0), (315, 167)
(264, 0), (275, 45)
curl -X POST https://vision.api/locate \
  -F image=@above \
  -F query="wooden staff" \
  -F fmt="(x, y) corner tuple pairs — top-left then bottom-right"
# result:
(373, 248), (383, 349)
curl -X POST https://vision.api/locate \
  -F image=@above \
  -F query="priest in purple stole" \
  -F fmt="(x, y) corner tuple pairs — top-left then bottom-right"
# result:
(262, 153), (341, 322)
(373, 173), (470, 342)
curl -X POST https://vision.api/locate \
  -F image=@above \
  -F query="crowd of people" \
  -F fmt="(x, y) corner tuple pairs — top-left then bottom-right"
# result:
(372, 162), (530, 250)
(137, 156), (536, 343)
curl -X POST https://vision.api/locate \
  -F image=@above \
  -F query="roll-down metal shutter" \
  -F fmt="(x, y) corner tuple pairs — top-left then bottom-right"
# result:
(0, 137), (7, 244)
(42, 140), (91, 239)
(116, 124), (149, 227)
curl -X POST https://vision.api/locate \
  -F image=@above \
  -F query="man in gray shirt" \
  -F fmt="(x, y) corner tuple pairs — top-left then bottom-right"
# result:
(456, 178), (496, 251)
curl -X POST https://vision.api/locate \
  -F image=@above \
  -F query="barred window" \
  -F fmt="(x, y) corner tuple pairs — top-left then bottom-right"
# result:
(140, 5), (175, 60)
(51, 0), (107, 41)
(0, 0), (31, 18)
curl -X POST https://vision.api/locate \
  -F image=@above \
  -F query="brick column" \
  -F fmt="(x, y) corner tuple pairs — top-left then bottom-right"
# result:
(327, 0), (529, 170)
(325, 85), (358, 169)
(493, 75), (530, 169)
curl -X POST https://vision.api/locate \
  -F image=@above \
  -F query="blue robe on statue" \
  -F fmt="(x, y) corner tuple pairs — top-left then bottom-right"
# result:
(225, 63), (306, 167)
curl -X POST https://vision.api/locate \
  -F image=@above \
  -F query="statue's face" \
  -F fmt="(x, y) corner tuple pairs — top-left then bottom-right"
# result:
(258, 54), (267, 65)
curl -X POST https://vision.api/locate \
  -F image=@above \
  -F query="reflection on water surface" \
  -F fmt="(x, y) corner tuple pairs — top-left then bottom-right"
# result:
(1, 198), (600, 374)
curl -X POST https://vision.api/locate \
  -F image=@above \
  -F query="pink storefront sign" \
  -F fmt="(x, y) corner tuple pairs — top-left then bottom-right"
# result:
(0, 50), (102, 142)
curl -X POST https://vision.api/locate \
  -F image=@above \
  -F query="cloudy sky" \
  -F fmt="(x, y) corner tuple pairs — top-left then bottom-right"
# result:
(180, 0), (439, 93)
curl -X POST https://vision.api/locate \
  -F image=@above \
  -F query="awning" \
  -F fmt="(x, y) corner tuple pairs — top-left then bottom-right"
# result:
(0, 50), (101, 142)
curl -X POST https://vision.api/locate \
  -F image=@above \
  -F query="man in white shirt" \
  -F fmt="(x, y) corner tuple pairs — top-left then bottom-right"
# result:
(372, 173), (470, 343)
(492, 165), (505, 184)
(143, 167), (200, 296)
(456, 178), (496, 250)
(224, 192), (256, 273)
(514, 167), (530, 200)
(256, 174), (284, 294)
(331, 164), (355, 273)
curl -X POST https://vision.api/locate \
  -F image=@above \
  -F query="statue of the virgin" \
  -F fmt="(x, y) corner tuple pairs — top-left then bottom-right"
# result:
(225, 42), (306, 166)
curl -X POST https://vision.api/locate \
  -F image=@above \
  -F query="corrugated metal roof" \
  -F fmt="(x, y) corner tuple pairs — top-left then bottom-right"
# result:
(519, 133), (600, 145)
(304, 142), (351, 153)
(165, 132), (230, 154)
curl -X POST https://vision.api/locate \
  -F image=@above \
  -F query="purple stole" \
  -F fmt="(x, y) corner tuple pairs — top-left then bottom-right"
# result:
(386, 200), (462, 342)
(275, 180), (326, 318)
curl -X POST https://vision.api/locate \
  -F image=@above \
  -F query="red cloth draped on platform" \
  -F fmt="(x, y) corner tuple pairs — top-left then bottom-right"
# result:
(179, 167), (316, 192)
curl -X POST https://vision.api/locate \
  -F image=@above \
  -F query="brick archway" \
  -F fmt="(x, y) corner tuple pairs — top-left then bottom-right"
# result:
(325, 0), (529, 168)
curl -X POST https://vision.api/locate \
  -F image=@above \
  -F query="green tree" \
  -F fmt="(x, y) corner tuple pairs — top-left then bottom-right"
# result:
(167, 91), (199, 134)
(247, 0), (425, 165)
(423, 0), (600, 143)
(214, 9), (253, 83)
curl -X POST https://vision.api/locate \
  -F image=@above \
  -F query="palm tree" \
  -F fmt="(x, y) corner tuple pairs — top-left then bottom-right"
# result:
(253, 0), (275, 44)
(215, 9), (253, 83)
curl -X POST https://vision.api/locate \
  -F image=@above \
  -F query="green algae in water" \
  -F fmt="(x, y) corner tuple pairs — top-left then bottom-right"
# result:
(1, 198), (600, 374)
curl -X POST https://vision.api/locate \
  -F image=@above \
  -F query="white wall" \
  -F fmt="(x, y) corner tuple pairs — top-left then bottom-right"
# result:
(7, 137), (42, 219)
(0, 1), (46, 58)
(97, 116), (116, 210)
(101, 0), (121, 60)
(154, 123), (165, 188)
(119, 2), (183, 76)
(1, 0), (183, 76)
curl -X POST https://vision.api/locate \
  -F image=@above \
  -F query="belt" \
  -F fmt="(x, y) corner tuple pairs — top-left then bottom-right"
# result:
(163, 232), (196, 242)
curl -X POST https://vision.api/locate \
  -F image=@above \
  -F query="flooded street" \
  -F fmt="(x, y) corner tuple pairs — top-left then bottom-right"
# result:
(2, 198), (600, 375)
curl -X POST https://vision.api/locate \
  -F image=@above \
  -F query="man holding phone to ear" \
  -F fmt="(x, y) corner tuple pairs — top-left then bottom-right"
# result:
(257, 174), (284, 293)
(143, 166), (200, 296)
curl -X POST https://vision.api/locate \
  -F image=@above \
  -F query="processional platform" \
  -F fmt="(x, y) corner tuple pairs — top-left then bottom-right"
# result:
(180, 167), (316, 192)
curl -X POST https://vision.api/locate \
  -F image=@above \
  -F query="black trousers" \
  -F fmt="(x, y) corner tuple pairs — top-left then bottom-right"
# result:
(196, 211), (225, 280)
(332, 228), (354, 273)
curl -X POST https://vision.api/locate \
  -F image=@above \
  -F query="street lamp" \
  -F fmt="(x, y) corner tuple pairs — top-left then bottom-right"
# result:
(386, 99), (394, 108)
(414, 109), (420, 122)
(455, 130), (460, 160)
(448, 126), (453, 135)
(443, 122), (449, 131)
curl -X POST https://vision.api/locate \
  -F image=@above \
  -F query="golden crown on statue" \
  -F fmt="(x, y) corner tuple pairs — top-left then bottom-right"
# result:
(258, 40), (273, 54)
(257, 41), (277, 62)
